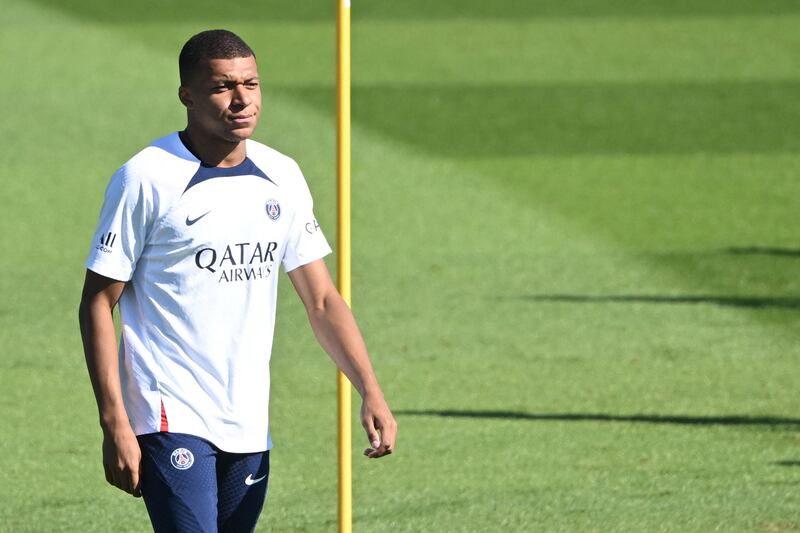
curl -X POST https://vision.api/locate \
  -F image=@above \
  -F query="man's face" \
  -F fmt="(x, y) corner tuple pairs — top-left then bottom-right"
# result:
(180, 55), (262, 143)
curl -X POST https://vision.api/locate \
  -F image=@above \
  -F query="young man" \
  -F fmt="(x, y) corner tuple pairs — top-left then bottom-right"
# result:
(79, 29), (396, 532)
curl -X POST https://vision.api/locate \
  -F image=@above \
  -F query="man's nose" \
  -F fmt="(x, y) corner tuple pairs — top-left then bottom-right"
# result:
(232, 84), (251, 106)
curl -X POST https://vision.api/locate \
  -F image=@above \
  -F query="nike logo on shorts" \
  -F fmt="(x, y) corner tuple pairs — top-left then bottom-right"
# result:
(244, 473), (267, 486)
(186, 211), (211, 226)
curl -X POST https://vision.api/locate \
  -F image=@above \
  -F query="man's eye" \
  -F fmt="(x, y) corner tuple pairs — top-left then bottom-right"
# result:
(245, 82), (259, 89)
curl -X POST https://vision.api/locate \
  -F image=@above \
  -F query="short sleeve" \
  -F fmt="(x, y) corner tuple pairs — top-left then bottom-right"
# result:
(281, 164), (332, 272)
(85, 166), (153, 281)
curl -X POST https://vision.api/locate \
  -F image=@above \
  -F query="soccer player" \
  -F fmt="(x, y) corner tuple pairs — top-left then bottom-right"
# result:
(78, 29), (396, 532)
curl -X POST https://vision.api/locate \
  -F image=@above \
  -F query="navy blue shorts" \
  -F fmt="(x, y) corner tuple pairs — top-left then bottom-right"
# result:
(137, 432), (270, 533)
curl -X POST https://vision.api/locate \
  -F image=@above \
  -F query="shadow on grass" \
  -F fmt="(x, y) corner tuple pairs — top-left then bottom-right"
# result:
(725, 246), (800, 258)
(284, 81), (800, 157)
(514, 294), (800, 310)
(773, 460), (800, 467)
(398, 409), (800, 428)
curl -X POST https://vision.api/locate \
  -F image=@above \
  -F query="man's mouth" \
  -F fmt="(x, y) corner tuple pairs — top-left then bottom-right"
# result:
(229, 114), (254, 124)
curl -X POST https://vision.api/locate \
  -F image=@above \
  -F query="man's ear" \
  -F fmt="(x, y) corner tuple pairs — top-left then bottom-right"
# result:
(178, 86), (193, 108)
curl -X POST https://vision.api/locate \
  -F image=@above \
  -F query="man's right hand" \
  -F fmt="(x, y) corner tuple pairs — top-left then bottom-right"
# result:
(80, 270), (142, 497)
(102, 423), (142, 497)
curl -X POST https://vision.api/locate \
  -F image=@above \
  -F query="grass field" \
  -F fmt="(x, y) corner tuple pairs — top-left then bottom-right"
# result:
(2, 1), (800, 531)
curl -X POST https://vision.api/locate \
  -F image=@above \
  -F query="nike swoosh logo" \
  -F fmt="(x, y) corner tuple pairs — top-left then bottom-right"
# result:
(186, 211), (211, 226)
(244, 473), (267, 486)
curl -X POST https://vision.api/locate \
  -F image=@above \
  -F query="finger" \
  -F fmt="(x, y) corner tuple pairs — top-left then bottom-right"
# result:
(362, 417), (380, 450)
(380, 420), (397, 453)
(364, 445), (383, 458)
(111, 465), (125, 493)
(364, 437), (391, 458)
(367, 422), (397, 458)
(104, 464), (114, 486)
(365, 445), (391, 459)
(124, 469), (138, 497)
(120, 466), (134, 495)
(373, 443), (393, 458)
(131, 465), (142, 498)
(115, 457), (137, 495)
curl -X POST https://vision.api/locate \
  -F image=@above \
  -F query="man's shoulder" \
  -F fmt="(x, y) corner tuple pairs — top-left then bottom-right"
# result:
(244, 138), (293, 163)
(116, 133), (197, 187)
(245, 139), (302, 181)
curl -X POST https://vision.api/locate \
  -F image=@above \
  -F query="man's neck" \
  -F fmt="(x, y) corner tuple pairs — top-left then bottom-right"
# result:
(180, 128), (246, 168)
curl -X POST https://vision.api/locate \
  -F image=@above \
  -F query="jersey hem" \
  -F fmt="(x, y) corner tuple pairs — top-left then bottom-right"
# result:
(283, 247), (332, 273)
(133, 427), (273, 454)
(85, 261), (133, 282)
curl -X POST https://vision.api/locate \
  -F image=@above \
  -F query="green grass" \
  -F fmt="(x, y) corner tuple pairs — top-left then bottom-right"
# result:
(2, 0), (800, 531)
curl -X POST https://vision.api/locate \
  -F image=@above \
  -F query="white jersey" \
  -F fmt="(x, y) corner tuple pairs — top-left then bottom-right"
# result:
(86, 132), (331, 453)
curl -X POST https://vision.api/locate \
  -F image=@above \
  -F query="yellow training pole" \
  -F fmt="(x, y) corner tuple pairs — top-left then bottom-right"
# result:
(336, 1), (353, 533)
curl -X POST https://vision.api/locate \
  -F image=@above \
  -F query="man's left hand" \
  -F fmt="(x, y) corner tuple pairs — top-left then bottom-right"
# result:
(361, 393), (397, 458)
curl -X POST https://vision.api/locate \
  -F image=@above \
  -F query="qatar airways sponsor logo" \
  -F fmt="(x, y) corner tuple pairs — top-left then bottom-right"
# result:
(194, 241), (279, 283)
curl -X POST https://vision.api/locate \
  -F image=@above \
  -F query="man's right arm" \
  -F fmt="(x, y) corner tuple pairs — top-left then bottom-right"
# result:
(78, 269), (142, 497)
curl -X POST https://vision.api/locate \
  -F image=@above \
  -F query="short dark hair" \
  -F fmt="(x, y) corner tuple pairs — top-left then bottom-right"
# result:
(179, 29), (256, 85)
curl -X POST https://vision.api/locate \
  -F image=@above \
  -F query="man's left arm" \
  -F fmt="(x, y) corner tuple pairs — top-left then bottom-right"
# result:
(287, 258), (397, 458)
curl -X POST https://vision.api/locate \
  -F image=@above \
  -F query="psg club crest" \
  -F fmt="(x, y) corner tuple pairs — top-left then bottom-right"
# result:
(266, 199), (281, 221)
(170, 448), (194, 470)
